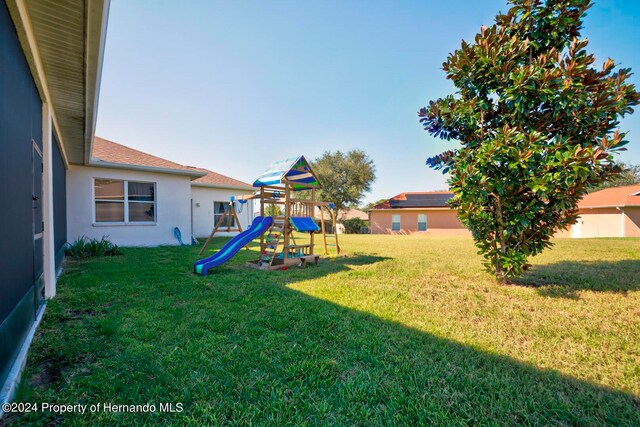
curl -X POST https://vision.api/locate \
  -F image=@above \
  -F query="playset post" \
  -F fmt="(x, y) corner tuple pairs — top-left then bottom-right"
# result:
(198, 200), (243, 256)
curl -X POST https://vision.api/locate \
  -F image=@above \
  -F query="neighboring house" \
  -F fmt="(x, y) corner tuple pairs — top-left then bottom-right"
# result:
(0, 0), (109, 405)
(369, 192), (470, 236)
(189, 167), (255, 238)
(558, 184), (640, 238)
(67, 137), (205, 246)
(336, 208), (368, 234)
(372, 185), (640, 238)
(67, 137), (256, 246)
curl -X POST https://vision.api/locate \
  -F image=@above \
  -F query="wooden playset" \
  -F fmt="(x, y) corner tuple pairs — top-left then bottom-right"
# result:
(248, 155), (340, 270)
(194, 156), (340, 273)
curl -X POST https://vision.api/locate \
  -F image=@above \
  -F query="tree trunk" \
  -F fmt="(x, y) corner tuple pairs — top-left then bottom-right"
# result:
(493, 194), (508, 283)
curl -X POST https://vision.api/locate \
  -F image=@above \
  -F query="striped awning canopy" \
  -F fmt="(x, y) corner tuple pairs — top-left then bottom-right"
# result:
(252, 156), (320, 190)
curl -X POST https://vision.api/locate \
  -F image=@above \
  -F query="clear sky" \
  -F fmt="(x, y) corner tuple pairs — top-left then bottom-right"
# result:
(95, 0), (640, 205)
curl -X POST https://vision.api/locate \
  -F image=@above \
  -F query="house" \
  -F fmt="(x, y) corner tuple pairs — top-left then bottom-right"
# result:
(189, 167), (255, 238)
(559, 184), (640, 238)
(66, 137), (256, 246)
(67, 137), (205, 246)
(369, 192), (470, 235)
(371, 185), (640, 238)
(0, 0), (109, 405)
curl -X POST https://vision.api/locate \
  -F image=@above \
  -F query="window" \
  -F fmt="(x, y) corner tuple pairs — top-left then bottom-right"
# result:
(214, 201), (235, 227)
(418, 214), (427, 231)
(95, 179), (156, 223)
(391, 214), (401, 231)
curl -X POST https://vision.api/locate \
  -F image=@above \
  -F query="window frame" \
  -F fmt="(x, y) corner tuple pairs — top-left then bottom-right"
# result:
(93, 178), (157, 225)
(391, 214), (401, 232)
(417, 214), (427, 231)
(213, 201), (236, 228)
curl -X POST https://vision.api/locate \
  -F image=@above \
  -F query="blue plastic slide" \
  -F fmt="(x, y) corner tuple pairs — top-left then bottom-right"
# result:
(194, 216), (273, 276)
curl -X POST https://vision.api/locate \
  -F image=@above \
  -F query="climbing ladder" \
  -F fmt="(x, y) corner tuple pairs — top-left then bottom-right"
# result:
(259, 222), (285, 267)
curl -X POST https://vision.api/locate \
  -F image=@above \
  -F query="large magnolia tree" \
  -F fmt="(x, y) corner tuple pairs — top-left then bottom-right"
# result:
(420, 0), (639, 281)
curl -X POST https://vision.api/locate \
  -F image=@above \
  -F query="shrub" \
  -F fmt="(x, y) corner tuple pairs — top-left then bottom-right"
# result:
(66, 236), (123, 258)
(342, 218), (368, 234)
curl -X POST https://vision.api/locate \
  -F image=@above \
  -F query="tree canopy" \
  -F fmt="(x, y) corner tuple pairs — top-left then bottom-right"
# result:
(311, 150), (376, 212)
(420, 0), (640, 281)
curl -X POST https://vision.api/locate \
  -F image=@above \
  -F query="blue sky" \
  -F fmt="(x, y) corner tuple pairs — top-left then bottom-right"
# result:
(96, 0), (640, 205)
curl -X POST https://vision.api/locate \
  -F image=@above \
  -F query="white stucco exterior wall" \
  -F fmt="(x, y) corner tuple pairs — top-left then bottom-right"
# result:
(191, 186), (255, 238)
(67, 165), (193, 246)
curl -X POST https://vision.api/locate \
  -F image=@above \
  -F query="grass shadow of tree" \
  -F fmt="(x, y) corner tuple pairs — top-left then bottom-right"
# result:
(513, 260), (640, 298)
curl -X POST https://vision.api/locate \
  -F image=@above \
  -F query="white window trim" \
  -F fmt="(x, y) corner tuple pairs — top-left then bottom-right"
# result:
(92, 178), (158, 225)
(418, 214), (428, 231)
(213, 201), (235, 227)
(391, 214), (401, 231)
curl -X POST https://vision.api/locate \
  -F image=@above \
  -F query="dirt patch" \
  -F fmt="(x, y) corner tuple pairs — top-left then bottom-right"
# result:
(57, 308), (100, 323)
(27, 358), (68, 390)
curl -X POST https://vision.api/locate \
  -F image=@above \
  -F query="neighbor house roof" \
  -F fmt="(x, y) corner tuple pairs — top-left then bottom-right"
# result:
(189, 167), (253, 190)
(340, 209), (368, 221)
(90, 137), (205, 178)
(578, 184), (640, 208)
(371, 192), (454, 210)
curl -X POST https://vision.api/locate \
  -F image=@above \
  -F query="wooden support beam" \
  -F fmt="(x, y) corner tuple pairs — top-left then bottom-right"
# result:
(320, 206), (328, 255)
(284, 183), (291, 256)
(198, 204), (242, 256)
(310, 188), (315, 254)
(287, 198), (332, 206)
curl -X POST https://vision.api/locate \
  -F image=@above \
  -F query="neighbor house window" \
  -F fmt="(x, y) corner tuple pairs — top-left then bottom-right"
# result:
(214, 201), (235, 227)
(391, 214), (401, 231)
(95, 179), (156, 223)
(418, 214), (427, 231)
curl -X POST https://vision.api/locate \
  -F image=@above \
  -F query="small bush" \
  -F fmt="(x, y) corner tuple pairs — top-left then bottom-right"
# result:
(342, 218), (368, 234)
(66, 236), (123, 258)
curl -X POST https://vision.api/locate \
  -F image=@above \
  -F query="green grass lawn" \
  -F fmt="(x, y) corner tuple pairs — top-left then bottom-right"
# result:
(6, 236), (640, 425)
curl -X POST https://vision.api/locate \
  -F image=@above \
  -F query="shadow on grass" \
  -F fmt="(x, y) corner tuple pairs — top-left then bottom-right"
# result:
(513, 260), (640, 298)
(8, 244), (640, 425)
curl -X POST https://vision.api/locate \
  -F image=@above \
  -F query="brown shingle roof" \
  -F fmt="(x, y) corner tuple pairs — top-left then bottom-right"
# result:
(579, 184), (640, 208)
(91, 136), (255, 188)
(340, 208), (368, 220)
(189, 167), (253, 189)
(92, 136), (200, 175)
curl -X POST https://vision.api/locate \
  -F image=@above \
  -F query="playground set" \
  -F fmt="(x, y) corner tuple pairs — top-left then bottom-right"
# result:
(194, 156), (341, 276)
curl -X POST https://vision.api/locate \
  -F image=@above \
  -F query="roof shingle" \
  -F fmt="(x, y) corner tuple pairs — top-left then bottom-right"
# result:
(579, 184), (640, 208)
(91, 137), (251, 189)
(189, 167), (253, 189)
(92, 136), (198, 174)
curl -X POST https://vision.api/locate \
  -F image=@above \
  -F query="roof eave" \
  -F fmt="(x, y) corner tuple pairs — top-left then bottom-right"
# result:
(86, 160), (208, 179)
(83, 0), (111, 164)
(192, 182), (255, 191)
(369, 207), (453, 212)
(580, 204), (640, 209)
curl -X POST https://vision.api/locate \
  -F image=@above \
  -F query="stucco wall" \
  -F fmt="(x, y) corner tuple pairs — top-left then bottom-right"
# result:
(67, 165), (192, 246)
(623, 207), (640, 237)
(572, 208), (623, 238)
(369, 209), (470, 236)
(191, 186), (255, 238)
